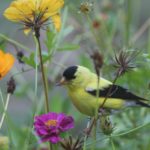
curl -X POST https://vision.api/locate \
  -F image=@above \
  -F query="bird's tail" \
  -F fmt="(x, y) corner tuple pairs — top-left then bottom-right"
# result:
(136, 101), (150, 108)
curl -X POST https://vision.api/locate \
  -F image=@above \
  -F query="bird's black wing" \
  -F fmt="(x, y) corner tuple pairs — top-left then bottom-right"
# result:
(86, 85), (148, 101)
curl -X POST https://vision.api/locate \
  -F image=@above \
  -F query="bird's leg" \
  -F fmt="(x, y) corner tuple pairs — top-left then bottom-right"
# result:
(83, 117), (98, 138)
(83, 117), (92, 136)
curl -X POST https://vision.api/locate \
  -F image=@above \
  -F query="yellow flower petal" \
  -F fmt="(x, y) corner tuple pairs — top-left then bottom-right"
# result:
(24, 28), (31, 35)
(51, 14), (61, 31)
(0, 50), (15, 80)
(4, 0), (64, 34)
(4, 0), (35, 21)
(39, 0), (64, 14)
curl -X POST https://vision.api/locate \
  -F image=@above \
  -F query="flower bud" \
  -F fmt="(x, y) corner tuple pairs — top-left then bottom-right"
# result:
(17, 51), (24, 64)
(91, 51), (103, 77)
(99, 115), (114, 135)
(0, 136), (9, 150)
(7, 77), (16, 94)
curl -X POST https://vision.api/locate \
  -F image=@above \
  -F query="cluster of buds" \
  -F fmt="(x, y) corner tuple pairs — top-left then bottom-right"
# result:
(99, 115), (114, 135)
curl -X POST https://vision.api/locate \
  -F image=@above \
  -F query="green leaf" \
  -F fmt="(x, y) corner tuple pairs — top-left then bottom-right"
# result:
(57, 43), (80, 51)
(45, 28), (56, 52)
(22, 52), (37, 68)
(0, 39), (6, 50)
(42, 53), (51, 63)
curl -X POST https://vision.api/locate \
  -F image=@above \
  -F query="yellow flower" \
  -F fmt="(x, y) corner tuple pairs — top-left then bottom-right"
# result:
(0, 50), (15, 80)
(4, 0), (64, 34)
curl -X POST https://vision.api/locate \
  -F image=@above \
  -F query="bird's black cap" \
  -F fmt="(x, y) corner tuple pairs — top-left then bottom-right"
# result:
(63, 66), (77, 80)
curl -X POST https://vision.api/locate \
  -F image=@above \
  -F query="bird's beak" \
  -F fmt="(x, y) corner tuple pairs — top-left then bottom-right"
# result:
(56, 77), (67, 86)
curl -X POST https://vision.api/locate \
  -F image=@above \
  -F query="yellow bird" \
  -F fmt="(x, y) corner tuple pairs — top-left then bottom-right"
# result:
(58, 65), (150, 116)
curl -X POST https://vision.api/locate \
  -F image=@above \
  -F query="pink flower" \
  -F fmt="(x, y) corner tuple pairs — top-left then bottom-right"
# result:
(34, 112), (74, 144)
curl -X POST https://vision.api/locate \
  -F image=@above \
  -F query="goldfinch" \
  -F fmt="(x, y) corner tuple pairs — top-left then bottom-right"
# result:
(58, 65), (150, 116)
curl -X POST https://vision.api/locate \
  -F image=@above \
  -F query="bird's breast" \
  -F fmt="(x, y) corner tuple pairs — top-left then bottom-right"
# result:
(68, 88), (97, 116)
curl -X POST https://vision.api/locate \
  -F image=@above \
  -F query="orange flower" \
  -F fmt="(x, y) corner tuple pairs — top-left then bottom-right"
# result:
(0, 50), (15, 80)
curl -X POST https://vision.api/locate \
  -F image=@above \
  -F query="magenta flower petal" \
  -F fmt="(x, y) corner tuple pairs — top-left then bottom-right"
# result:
(49, 135), (61, 144)
(34, 112), (74, 144)
(59, 116), (74, 132)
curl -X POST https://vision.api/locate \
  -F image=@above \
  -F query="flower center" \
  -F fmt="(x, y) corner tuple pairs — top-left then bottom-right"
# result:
(45, 120), (57, 127)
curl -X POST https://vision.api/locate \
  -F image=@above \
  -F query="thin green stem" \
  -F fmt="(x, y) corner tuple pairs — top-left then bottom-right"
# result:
(131, 18), (150, 44)
(87, 122), (150, 146)
(148, 22), (150, 53)
(99, 73), (119, 110)
(23, 36), (39, 150)
(34, 34), (49, 113)
(83, 120), (91, 150)
(0, 88), (14, 149)
(0, 88), (4, 106)
(33, 35), (39, 111)
(34, 32), (52, 150)
(0, 94), (11, 129)
(110, 136), (116, 150)
(0, 33), (31, 52)
(125, 0), (132, 47)
(86, 15), (103, 49)
(112, 122), (150, 137)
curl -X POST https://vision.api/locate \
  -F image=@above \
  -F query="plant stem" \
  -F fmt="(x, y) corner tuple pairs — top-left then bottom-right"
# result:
(99, 73), (119, 110)
(34, 34), (49, 113)
(0, 94), (11, 129)
(110, 136), (116, 150)
(86, 14), (103, 49)
(125, 0), (132, 47)
(86, 122), (150, 146)
(0, 33), (31, 52)
(34, 32), (52, 150)
(112, 122), (150, 137)
(23, 36), (39, 150)
(131, 18), (150, 44)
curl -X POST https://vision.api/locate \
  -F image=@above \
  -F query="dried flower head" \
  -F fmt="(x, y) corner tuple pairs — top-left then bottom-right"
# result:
(114, 51), (135, 76)
(92, 20), (100, 29)
(99, 115), (114, 135)
(0, 50), (15, 80)
(90, 51), (103, 76)
(60, 136), (83, 150)
(4, 0), (64, 36)
(34, 112), (74, 144)
(7, 77), (16, 94)
(79, 1), (93, 14)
